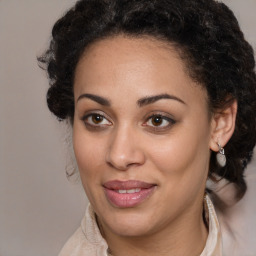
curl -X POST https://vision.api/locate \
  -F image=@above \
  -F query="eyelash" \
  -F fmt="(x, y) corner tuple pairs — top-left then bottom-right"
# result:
(81, 112), (112, 130)
(143, 114), (176, 131)
(81, 112), (176, 132)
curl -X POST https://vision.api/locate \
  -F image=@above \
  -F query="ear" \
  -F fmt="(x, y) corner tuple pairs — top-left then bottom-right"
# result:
(209, 99), (237, 152)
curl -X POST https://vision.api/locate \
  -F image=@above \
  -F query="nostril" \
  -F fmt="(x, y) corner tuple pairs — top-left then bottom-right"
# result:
(106, 156), (131, 171)
(105, 130), (146, 170)
(106, 150), (145, 171)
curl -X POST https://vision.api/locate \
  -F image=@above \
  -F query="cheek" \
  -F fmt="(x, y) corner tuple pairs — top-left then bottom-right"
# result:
(72, 129), (108, 208)
(147, 123), (211, 190)
(73, 126), (104, 184)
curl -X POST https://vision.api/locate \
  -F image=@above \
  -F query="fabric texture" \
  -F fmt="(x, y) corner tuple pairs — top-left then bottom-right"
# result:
(59, 194), (222, 256)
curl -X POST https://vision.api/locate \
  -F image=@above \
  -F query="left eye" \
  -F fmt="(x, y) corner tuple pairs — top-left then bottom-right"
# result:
(145, 115), (172, 128)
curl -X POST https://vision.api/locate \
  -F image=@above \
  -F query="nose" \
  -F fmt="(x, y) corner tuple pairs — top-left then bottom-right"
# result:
(105, 126), (145, 171)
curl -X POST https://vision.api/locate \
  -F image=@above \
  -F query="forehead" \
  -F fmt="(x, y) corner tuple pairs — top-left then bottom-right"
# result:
(75, 35), (185, 81)
(74, 35), (208, 108)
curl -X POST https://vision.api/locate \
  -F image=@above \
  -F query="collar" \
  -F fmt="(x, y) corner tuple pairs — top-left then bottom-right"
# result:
(79, 194), (222, 256)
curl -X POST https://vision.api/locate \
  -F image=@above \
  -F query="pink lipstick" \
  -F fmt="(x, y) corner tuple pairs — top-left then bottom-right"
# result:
(103, 180), (156, 208)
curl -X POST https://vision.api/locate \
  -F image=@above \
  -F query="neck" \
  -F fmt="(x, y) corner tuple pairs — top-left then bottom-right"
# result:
(100, 198), (208, 256)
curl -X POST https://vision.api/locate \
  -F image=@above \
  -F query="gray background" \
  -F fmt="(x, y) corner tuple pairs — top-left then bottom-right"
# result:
(0, 1), (255, 255)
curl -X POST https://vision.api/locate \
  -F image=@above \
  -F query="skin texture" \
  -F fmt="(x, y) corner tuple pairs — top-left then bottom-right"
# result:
(72, 36), (237, 256)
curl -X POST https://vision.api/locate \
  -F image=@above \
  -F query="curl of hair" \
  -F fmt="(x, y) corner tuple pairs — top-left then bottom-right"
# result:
(38, 0), (256, 203)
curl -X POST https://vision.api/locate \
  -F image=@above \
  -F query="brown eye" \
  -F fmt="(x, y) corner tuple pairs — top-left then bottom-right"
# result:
(144, 114), (175, 129)
(151, 115), (163, 126)
(82, 113), (112, 127)
(92, 114), (104, 124)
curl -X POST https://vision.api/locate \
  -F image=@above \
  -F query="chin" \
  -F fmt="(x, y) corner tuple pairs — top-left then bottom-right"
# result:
(110, 222), (153, 238)
(100, 209), (156, 237)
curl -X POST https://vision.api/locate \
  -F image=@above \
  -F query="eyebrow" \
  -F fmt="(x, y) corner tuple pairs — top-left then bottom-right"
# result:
(137, 93), (186, 107)
(76, 93), (186, 107)
(76, 93), (111, 106)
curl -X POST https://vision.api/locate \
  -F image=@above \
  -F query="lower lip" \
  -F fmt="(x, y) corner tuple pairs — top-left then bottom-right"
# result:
(104, 186), (156, 208)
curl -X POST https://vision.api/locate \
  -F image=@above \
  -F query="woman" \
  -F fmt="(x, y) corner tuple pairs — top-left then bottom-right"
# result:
(39, 0), (256, 255)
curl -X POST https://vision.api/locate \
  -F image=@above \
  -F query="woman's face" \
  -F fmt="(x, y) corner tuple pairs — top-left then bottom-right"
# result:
(73, 36), (214, 237)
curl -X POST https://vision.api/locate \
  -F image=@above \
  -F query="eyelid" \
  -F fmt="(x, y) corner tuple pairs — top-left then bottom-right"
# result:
(143, 111), (175, 122)
(80, 110), (176, 132)
(142, 112), (176, 129)
(81, 111), (112, 127)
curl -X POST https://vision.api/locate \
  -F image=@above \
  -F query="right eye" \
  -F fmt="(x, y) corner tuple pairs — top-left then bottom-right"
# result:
(82, 113), (112, 127)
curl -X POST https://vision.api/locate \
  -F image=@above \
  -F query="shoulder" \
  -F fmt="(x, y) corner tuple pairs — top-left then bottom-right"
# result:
(58, 227), (86, 256)
(58, 204), (109, 256)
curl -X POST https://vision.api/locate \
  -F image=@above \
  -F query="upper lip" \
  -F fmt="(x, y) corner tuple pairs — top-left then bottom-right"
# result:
(103, 180), (155, 190)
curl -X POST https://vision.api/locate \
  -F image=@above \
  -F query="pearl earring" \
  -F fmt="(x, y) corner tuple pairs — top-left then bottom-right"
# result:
(216, 143), (226, 167)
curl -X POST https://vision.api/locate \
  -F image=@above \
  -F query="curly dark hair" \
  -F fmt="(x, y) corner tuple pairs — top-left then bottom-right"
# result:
(38, 0), (256, 203)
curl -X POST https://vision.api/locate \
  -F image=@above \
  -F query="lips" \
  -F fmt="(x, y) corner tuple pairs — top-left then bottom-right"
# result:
(103, 180), (156, 208)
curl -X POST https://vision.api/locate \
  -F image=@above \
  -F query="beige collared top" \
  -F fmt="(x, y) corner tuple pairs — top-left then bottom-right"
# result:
(59, 194), (222, 256)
